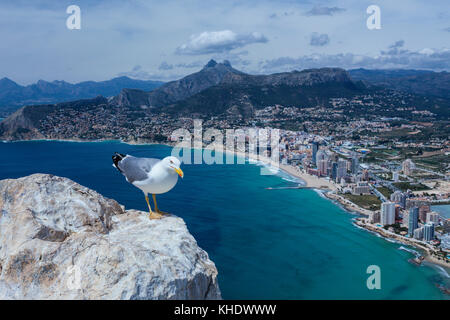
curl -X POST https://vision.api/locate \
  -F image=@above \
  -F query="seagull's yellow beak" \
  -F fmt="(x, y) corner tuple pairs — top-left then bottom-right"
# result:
(174, 167), (184, 178)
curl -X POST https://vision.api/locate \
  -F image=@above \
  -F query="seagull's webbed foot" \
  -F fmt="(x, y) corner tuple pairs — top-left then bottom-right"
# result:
(145, 194), (163, 220)
(152, 194), (171, 215)
(150, 211), (163, 220)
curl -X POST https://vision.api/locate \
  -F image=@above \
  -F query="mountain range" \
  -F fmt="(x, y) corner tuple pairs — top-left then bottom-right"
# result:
(0, 76), (164, 113)
(0, 60), (449, 140)
(112, 60), (244, 109)
(348, 68), (450, 99)
(1, 61), (448, 115)
(164, 65), (367, 117)
(113, 60), (367, 116)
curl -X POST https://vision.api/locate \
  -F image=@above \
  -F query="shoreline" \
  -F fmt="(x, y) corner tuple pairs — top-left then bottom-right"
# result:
(0, 137), (167, 145)
(3, 137), (336, 190)
(353, 219), (450, 270)
(218, 147), (337, 191)
(2, 137), (449, 274)
(322, 191), (373, 217)
(223, 146), (449, 273)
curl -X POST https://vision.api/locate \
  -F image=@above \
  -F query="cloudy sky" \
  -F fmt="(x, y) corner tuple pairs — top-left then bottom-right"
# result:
(0, 0), (449, 84)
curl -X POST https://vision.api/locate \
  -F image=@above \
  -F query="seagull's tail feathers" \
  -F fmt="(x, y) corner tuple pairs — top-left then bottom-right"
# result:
(112, 152), (126, 173)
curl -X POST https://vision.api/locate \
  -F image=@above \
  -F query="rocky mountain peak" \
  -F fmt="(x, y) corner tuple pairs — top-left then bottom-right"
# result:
(204, 59), (218, 68)
(0, 77), (20, 91)
(0, 77), (16, 84)
(203, 59), (234, 69)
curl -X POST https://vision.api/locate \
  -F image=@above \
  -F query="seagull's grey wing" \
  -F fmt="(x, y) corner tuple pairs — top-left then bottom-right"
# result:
(118, 156), (160, 183)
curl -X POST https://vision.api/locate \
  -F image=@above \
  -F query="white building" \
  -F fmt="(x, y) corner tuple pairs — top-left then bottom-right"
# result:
(370, 211), (380, 224)
(413, 227), (423, 240)
(351, 155), (359, 174)
(426, 211), (439, 224)
(315, 149), (328, 165)
(402, 159), (415, 176)
(392, 171), (399, 182)
(381, 202), (396, 226)
(318, 159), (328, 176)
(390, 191), (406, 208)
(352, 182), (371, 195)
(336, 159), (347, 181)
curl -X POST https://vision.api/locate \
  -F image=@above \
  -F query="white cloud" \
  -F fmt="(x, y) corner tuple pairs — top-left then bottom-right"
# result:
(419, 48), (434, 55)
(176, 30), (268, 55)
(0, 0), (448, 84)
(259, 42), (450, 73)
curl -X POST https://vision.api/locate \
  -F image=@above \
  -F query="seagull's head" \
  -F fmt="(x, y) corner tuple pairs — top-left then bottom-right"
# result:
(162, 156), (184, 178)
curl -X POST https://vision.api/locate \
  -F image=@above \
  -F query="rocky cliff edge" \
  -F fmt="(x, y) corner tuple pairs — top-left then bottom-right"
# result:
(0, 174), (221, 300)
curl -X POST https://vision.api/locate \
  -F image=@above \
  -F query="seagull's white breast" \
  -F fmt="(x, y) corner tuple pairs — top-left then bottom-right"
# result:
(132, 163), (179, 194)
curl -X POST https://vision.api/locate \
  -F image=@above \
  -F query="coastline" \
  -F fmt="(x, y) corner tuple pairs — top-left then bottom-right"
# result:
(222, 145), (449, 273)
(353, 219), (450, 270)
(217, 146), (337, 191)
(322, 191), (373, 217)
(0, 137), (333, 190)
(2, 137), (449, 275)
(228, 143), (450, 273)
(0, 137), (166, 145)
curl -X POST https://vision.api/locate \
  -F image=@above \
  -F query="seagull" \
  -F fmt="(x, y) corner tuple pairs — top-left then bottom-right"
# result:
(112, 153), (184, 219)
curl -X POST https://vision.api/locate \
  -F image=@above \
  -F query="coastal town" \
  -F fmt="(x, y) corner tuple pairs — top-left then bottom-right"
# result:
(0, 62), (448, 275)
(161, 105), (450, 269)
(240, 126), (450, 269)
(1, 90), (449, 269)
(2, 0), (450, 303)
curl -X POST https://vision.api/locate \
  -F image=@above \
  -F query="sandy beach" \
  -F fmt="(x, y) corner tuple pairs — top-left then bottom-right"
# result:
(223, 148), (337, 190)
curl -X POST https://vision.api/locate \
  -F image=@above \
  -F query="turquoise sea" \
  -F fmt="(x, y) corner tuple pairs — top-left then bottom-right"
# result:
(0, 140), (449, 299)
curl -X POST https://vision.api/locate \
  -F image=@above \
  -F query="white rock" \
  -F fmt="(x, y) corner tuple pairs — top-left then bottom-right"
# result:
(0, 174), (221, 300)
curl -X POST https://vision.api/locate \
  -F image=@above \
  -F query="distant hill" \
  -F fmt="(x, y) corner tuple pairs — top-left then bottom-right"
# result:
(0, 76), (164, 113)
(112, 59), (244, 108)
(1, 60), (449, 141)
(0, 61), (369, 139)
(163, 67), (366, 118)
(0, 96), (109, 140)
(113, 60), (366, 116)
(348, 68), (450, 99)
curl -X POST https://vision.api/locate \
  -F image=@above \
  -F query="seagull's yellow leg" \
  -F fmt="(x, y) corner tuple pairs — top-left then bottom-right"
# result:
(152, 194), (169, 215)
(146, 194), (162, 219)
